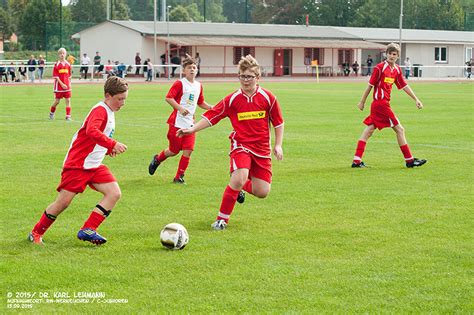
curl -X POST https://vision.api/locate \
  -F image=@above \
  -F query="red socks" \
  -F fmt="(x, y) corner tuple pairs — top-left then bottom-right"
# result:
(353, 140), (367, 164)
(50, 106), (57, 114)
(32, 211), (57, 236)
(243, 179), (253, 195)
(175, 156), (190, 179)
(217, 185), (240, 223)
(156, 151), (167, 163)
(81, 211), (106, 230)
(65, 106), (71, 118)
(400, 144), (414, 162)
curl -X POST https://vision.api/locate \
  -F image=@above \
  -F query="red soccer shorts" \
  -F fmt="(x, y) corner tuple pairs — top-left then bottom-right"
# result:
(56, 165), (116, 193)
(168, 124), (195, 154)
(363, 100), (400, 130)
(229, 150), (272, 183)
(54, 91), (71, 99)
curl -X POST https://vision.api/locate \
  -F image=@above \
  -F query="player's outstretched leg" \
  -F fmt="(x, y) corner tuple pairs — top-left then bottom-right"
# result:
(173, 153), (191, 184)
(352, 125), (374, 168)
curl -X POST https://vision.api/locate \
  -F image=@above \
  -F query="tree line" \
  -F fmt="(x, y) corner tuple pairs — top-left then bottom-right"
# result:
(1, 0), (472, 51)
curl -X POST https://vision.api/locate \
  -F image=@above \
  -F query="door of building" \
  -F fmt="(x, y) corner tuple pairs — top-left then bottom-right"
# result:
(273, 49), (284, 76)
(283, 49), (292, 75)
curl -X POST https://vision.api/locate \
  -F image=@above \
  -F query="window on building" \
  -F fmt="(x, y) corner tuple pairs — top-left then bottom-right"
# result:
(435, 47), (447, 63)
(233, 47), (255, 65)
(338, 49), (353, 65)
(304, 48), (324, 65)
(466, 47), (473, 62)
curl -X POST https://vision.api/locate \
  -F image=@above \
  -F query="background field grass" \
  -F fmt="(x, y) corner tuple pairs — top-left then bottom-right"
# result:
(1, 80), (473, 313)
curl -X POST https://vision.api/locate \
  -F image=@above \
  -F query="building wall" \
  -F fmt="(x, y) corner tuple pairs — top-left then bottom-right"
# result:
(405, 43), (466, 77)
(81, 23), (145, 66)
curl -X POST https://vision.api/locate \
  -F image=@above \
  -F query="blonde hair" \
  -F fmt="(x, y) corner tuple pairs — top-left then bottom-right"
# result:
(386, 43), (401, 55)
(58, 47), (67, 54)
(104, 76), (128, 96)
(238, 55), (261, 77)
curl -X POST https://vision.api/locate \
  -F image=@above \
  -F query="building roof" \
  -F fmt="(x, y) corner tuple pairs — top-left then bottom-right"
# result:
(334, 27), (474, 44)
(74, 20), (474, 47)
(154, 36), (384, 49)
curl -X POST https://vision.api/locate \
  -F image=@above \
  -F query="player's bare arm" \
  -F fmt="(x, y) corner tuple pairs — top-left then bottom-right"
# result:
(198, 101), (213, 110)
(176, 119), (211, 137)
(358, 85), (373, 111)
(166, 97), (190, 116)
(403, 86), (423, 109)
(273, 125), (284, 161)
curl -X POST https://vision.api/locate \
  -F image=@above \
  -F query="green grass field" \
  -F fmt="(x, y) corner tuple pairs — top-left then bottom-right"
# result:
(1, 80), (473, 313)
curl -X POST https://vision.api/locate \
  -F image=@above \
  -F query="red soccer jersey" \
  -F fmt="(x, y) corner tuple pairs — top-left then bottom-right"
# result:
(53, 61), (72, 92)
(202, 86), (284, 158)
(369, 61), (407, 102)
(63, 102), (117, 170)
(166, 79), (205, 128)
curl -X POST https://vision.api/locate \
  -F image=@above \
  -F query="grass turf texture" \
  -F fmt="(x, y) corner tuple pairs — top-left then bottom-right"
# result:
(0, 81), (472, 313)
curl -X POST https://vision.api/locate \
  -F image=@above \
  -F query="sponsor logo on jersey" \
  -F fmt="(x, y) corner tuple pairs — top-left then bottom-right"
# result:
(186, 94), (195, 105)
(109, 128), (115, 138)
(58, 69), (69, 74)
(237, 111), (266, 121)
(384, 77), (395, 84)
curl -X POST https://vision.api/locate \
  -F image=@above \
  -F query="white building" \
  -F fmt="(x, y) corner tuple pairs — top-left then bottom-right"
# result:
(73, 21), (474, 78)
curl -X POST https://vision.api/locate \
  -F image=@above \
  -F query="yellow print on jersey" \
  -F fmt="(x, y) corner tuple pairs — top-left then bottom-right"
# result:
(237, 111), (266, 121)
(58, 69), (69, 74)
(384, 77), (395, 84)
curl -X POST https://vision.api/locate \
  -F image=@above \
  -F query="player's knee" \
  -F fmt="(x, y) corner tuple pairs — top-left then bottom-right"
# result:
(253, 187), (270, 198)
(107, 189), (122, 203)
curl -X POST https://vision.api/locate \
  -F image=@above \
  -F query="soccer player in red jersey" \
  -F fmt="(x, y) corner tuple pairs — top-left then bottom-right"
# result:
(49, 48), (73, 121)
(177, 55), (284, 230)
(352, 43), (427, 168)
(148, 55), (213, 184)
(28, 77), (129, 245)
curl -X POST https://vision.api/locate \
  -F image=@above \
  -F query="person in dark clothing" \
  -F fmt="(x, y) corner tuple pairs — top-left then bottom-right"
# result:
(171, 55), (180, 77)
(135, 52), (141, 75)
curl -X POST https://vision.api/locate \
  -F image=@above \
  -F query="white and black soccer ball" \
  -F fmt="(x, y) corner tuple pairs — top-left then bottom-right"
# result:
(160, 223), (189, 250)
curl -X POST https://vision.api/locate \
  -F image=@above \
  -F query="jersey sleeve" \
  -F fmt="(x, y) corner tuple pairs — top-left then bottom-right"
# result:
(166, 80), (183, 99)
(52, 64), (59, 78)
(269, 97), (284, 128)
(202, 97), (228, 126)
(85, 107), (117, 150)
(368, 66), (381, 86)
(395, 67), (408, 89)
(197, 84), (204, 105)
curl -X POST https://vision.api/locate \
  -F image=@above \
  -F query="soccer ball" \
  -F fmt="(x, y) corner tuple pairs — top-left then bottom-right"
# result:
(160, 223), (189, 250)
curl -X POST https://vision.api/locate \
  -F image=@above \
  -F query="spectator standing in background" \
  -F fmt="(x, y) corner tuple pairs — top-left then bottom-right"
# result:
(27, 55), (37, 83)
(37, 55), (45, 82)
(135, 52), (141, 75)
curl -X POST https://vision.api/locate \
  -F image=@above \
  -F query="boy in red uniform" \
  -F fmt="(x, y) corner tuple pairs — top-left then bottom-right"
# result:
(49, 48), (73, 121)
(28, 77), (129, 245)
(352, 43), (427, 168)
(148, 55), (213, 184)
(177, 55), (284, 230)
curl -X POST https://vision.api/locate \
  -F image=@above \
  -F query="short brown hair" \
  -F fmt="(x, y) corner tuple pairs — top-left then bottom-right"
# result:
(238, 55), (261, 77)
(182, 54), (196, 68)
(386, 43), (401, 55)
(104, 76), (128, 96)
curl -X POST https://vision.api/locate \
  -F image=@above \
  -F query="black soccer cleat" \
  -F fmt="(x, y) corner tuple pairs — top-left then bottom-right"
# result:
(173, 174), (186, 184)
(351, 161), (367, 168)
(148, 155), (161, 175)
(237, 191), (245, 204)
(406, 158), (427, 168)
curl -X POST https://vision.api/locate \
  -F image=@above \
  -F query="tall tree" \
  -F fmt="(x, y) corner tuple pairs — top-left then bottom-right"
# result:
(70, 0), (129, 23)
(18, 0), (71, 50)
(127, 0), (154, 21)
(0, 6), (14, 42)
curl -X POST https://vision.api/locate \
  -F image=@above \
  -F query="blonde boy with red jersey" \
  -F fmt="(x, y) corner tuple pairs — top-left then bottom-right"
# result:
(177, 55), (284, 230)
(49, 48), (73, 121)
(148, 55), (213, 184)
(352, 43), (427, 168)
(29, 77), (129, 245)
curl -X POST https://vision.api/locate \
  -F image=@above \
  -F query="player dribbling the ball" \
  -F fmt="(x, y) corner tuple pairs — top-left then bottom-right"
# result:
(177, 55), (285, 230)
